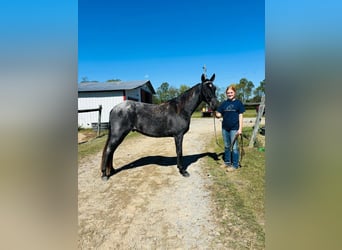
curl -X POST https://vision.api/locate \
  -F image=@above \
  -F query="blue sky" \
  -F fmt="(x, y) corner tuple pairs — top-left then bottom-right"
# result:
(79, 0), (264, 92)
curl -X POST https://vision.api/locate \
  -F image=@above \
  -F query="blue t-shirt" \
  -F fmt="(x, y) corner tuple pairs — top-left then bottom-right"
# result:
(217, 99), (245, 130)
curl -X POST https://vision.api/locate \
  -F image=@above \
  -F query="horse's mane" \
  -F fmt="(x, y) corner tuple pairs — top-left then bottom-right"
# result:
(161, 83), (202, 113)
(167, 83), (200, 103)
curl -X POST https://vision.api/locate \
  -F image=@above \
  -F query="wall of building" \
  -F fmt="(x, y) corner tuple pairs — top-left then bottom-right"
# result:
(78, 91), (124, 128)
(126, 89), (140, 101)
(78, 84), (154, 128)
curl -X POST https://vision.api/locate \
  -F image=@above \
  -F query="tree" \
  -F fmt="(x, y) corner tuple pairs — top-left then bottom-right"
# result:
(252, 79), (265, 102)
(106, 79), (121, 82)
(179, 84), (190, 94)
(168, 86), (179, 100)
(215, 86), (226, 103)
(246, 80), (254, 101)
(236, 78), (254, 102)
(155, 82), (179, 103)
(152, 95), (160, 104)
(155, 82), (169, 103)
(80, 76), (89, 83)
(260, 79), (265, 93)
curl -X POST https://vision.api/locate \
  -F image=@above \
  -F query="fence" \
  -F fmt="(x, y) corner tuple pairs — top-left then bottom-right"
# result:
(249, 96), (265, 148)
(78, 105), (102, 136)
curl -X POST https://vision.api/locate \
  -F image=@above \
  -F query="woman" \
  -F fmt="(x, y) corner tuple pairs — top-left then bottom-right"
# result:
(215, 85), (245, 172)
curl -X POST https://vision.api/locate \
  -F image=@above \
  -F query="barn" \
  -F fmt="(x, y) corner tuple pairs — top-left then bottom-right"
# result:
(78, 80), (156, 128)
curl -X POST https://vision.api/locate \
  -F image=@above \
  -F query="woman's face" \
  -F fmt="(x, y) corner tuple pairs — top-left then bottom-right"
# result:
(226, 88), (235, 100)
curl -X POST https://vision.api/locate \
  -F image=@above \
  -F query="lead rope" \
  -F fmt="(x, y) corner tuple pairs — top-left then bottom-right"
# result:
(213, 115), (224, 148)
(238, 134), (245, 167)
(230, 133), (244, 168)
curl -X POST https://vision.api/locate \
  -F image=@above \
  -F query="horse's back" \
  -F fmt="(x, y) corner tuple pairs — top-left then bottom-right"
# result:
(110, 100), (135, 115)
(108, 101), (137, 129)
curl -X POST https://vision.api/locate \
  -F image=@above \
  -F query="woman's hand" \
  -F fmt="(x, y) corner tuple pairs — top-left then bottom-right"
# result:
(215, 111), (222, 118)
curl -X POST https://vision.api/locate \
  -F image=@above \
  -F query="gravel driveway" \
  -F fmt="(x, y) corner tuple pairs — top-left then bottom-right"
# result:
(78, 118), (225, 249)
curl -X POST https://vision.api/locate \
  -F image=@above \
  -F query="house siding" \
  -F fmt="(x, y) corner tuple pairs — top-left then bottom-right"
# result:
(78, 81), (155, 128)
(78, 91), (124, 128)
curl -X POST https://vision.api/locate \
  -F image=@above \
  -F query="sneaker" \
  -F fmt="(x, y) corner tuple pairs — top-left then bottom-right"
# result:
(220, 163), (231, 168)
(226, 166), (237, 172)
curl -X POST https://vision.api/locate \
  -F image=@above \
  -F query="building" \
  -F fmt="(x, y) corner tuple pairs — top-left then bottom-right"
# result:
(78, 80), (156, 128)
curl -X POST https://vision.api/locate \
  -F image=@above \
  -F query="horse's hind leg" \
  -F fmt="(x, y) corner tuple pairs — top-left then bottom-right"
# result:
(101, 130), (130, 181)
(101, 136), (114, 181)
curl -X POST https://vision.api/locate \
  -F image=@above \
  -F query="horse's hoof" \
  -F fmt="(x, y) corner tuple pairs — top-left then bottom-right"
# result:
(101, 176), (109, 181)
(180, 170), (190, 177)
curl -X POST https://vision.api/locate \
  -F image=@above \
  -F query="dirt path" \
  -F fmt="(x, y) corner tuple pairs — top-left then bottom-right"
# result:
(78, 118), (227, 249)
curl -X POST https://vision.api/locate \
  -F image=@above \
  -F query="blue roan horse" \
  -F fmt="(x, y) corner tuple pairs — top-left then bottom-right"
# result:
(101, 74), (219, 180)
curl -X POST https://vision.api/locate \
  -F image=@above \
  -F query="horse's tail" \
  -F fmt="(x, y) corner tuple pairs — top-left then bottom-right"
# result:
(101, 111), (112, 158)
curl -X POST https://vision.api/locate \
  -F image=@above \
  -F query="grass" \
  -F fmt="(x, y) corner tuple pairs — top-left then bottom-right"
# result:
(78, 134), (107, 160)
(205, 127), (265, 249)
(78, 129), (139, 160)
(243, 109), (258, 118)
(192, 111), (203, 118)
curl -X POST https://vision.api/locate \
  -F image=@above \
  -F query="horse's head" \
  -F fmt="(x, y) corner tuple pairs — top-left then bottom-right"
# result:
(201, 73), (219, 111)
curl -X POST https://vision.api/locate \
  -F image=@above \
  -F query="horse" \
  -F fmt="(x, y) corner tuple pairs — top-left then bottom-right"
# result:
(101, 74), (219, 180)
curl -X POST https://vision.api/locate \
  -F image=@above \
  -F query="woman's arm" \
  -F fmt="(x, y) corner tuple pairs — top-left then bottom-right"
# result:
(238, 113), (243, 134)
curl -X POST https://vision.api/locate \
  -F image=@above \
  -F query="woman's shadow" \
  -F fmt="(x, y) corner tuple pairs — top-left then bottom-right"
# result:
(111, 151), (224, 176)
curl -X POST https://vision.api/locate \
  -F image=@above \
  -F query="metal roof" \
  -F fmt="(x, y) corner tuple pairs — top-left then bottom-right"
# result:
(78, 80), (156, 94)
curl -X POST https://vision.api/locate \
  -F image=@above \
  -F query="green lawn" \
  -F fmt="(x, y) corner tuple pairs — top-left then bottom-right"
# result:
(243, 108), (258, 118)
(78, 130), (139, 160)
(205, 127), (265, 249)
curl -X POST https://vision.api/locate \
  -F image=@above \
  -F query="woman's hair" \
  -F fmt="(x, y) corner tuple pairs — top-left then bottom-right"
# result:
(226, 84), (236, 93)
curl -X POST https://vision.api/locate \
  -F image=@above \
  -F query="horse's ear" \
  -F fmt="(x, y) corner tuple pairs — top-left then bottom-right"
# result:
(210, 74), (215, 82)
(201, 74), (206, 83)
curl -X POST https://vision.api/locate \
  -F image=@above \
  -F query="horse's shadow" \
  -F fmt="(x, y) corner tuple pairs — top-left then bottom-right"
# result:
(111, 151), (224, 176)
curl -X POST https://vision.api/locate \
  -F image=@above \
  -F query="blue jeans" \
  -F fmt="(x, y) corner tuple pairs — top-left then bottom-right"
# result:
(222, 129), (239, 168)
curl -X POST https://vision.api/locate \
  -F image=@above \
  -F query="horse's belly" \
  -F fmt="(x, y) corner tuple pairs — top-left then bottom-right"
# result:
(136, 125), (173, 137)
(135, 120), (180, 137)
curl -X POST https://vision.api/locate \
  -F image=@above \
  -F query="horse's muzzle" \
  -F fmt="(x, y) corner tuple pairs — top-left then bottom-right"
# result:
(210, 98), (219, 111)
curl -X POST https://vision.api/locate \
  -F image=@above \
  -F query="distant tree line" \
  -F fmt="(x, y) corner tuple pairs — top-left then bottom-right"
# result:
(153, 78), (266, 111)
(234, 78), (265, 103)
(80, 76), (265, 111)
(153, 82), (190, 104)
(80, 76), (121, 83)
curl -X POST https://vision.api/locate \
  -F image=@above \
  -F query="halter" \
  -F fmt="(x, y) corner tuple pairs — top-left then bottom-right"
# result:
(201, 80), (216, 104)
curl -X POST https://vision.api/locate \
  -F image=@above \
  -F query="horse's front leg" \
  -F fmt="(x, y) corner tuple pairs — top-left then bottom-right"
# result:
(174, 134), (190, 177)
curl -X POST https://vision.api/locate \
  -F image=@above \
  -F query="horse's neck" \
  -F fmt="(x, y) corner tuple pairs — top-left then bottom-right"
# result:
(177, 84), (202, 115)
